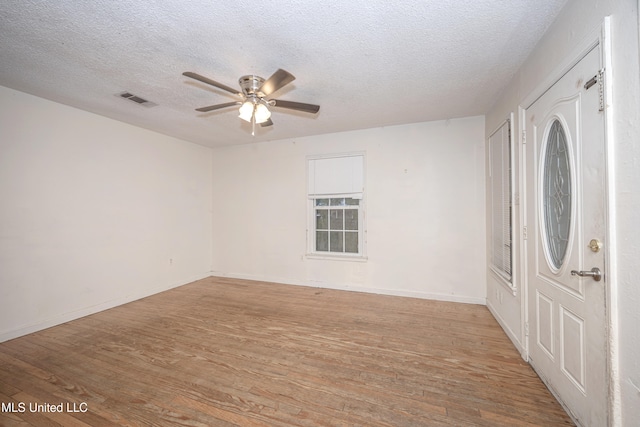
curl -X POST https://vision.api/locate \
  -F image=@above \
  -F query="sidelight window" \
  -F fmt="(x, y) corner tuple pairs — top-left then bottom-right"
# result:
(489, 119), (513, 282)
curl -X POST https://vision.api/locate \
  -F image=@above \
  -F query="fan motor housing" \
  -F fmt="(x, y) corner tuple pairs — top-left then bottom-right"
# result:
(239, 75), (266, 97)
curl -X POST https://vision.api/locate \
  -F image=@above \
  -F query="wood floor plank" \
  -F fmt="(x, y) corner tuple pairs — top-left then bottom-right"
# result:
(0, 277), (574, 426)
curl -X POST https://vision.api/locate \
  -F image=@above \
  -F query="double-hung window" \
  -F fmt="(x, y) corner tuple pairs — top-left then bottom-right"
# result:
(307, 154), (365, 258)
(314, 197), (360, 253)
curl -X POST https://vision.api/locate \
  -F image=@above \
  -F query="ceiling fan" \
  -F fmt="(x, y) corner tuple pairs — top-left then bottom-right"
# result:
(183, 69), (320, 134)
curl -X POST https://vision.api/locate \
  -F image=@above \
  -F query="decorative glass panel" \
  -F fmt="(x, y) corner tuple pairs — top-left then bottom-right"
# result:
(543, 120), (571, 269)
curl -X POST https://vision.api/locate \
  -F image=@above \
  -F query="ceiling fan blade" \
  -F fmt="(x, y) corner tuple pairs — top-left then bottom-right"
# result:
(195, 101), (240, 112)
(259, 69), (296, 96)
(272, 99), (320, 114)
(183, 72), (241, 96)
(260, 118), (274, 127)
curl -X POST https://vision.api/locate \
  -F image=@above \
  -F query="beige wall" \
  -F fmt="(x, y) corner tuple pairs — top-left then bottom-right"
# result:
(0, 86), (214, 341)
(211, 116), (487, 303)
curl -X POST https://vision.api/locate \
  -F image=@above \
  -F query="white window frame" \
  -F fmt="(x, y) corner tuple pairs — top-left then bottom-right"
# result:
(306, 153), (367, 261)
(489, 117), (514, 288)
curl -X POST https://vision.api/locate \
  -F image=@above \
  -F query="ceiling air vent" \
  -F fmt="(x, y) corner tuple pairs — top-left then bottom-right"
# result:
(116, 91), (157, 108)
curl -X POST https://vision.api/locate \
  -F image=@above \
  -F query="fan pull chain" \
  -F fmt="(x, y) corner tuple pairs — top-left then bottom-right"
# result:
(251, 104), (256, 136)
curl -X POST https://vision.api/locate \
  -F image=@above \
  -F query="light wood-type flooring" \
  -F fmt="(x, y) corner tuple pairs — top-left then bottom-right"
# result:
(0, 276), (573, 426)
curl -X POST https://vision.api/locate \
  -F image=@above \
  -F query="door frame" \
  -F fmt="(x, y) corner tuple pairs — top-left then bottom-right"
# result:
(519, 17), (618, 424)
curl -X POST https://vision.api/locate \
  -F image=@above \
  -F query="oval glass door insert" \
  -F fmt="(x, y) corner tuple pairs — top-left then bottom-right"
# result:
(543, 119), (572, 270)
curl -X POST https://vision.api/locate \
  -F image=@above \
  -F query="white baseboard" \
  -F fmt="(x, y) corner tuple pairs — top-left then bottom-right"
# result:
(0, 271), (490, 349)
(210, 271), (486, 305)
(486, 299), (526, 359)
(2, 270), (489, 343)
(0, 272), (211, 343)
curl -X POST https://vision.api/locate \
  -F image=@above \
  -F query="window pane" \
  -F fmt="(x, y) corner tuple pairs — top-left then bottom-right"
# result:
(329, 231), (343, 252)
(345, 232), (358, 253)
(315, 198), (329, 206)
(330, 198), (346, 206)
(344, 209), (358, 230)
(316, 231), (328, 251)
(315, 210), (328, 230)
(329, 209), (344, 230)
(345, 198), (360, 206)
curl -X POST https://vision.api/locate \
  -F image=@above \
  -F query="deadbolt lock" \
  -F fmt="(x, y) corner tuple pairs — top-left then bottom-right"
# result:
(589, 239), (603, 253)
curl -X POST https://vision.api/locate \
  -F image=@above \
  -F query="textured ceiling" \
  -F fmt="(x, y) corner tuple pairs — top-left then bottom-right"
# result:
(0, 0), (567, 148)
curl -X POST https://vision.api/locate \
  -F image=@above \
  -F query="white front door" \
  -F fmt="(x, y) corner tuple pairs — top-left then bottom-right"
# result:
(525, 46), (607, 426)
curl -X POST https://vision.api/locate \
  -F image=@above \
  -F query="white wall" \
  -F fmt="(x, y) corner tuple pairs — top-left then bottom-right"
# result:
(211, 116), (486, 304)
(0, 86), (213, 342)
(485, 0), (640, 424)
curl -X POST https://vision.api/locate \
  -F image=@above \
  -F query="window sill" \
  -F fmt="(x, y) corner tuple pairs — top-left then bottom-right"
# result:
(489, 267), (517, 296)
(305, 253), (368, 262)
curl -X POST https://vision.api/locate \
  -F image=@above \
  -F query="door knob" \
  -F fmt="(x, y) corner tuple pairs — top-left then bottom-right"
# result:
(571, 267), (602, 282)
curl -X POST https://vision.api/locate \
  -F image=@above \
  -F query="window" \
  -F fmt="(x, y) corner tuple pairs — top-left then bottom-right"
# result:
(307, 154), (365, 258)
(489, 119), (513, 282)
(314, 197), (360, 253)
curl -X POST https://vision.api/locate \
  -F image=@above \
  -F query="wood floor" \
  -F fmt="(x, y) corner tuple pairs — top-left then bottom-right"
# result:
(0, 277), (573, 426)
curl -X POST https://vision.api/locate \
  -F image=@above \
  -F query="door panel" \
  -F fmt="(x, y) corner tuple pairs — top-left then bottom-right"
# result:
(525, 46), (607, 426)
(560, 306), (585, 392)
(536, 290), (554, 358)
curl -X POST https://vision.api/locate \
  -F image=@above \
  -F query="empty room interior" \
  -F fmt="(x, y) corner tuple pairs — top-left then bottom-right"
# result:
(1, 0), (639, 426)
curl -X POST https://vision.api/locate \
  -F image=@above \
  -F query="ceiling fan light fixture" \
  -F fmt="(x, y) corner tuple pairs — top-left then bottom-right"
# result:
(184, 69), (319, 131)
(254, 103), (271, 124)
(238, 101), (254, 122)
